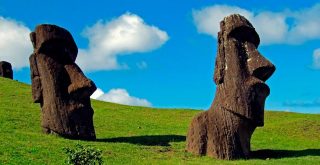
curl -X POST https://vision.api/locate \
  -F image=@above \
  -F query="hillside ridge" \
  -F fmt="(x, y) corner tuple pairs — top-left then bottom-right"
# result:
(0, 77), (319, 164)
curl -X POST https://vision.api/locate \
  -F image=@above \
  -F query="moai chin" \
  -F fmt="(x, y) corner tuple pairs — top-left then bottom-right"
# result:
(0, 61), (13, 79)
(29, 24), (97, 140)
(186, 14), (275, 159)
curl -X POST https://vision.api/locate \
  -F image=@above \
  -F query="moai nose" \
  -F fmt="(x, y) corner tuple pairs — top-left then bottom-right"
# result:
(65, 64), (97, 99)
(245, 43), (275, 82)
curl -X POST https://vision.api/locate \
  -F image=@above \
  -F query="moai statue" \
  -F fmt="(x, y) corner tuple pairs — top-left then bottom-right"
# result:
(29, 24), (97, 140)
(186, 14), (275, 159)
(0, 61), (13, 79)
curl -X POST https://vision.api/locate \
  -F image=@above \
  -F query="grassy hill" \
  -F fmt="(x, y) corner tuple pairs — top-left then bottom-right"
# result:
(0, 77), (319, 164)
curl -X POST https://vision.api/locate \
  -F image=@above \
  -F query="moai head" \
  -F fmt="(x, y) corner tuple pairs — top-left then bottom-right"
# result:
(213, 14), (275, 126)
(0, 61), (13, 79)
(29, 24), (97, 140)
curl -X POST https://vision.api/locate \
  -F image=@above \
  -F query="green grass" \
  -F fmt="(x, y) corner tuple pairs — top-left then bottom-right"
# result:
(0, 77), (319, 164)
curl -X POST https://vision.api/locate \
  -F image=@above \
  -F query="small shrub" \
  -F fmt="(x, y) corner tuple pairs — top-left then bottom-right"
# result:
(63, 144), (103, 165)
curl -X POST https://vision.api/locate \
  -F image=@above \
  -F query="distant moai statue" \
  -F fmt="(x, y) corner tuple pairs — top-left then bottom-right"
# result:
(186, 14), (275, 159)
(0, 61), (13, 79)
(29, 24), (97, 140)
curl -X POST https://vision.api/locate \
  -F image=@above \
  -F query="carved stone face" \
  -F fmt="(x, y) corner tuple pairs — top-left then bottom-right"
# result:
(30, 24), (96, 140)
(214, 15), (275, 126)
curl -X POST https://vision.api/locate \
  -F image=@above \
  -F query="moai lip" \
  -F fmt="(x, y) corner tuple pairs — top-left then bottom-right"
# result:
(29, 24), (97, 140)
(186, 14), (275, 160)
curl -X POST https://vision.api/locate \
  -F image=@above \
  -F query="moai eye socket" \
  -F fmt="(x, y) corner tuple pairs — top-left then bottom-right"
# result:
(33, 24), (78, 62)
(229, 26), (260, 48)
(38, 39), (76, 64)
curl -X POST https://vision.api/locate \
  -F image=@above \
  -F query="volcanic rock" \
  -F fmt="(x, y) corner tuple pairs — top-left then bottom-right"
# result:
(186, 14), (276, 159)
(0, 61), (13, 79)
(29, 24), (97, 140)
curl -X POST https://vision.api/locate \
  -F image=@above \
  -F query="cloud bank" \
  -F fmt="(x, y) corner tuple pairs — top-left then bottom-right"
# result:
(312, 48), (320, 69)
(0, 13), (168, 72)
(283, 98), (320, 107)
(0, 17), (32, 69)
(77, 12), (169, 72)
(193, 4), (320, 45)
(91, 88), (152, 107)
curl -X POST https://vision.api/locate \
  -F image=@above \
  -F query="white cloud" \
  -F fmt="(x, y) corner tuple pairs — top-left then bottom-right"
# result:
(192, 4), (320, 45)
(287, 4), (320, 43)
(91, 88), (152, 107)
(283, 98), (320, 107)
(253, 12), (288, 44)
(136, 61), (148, 69)
(192, 5), (252, 38)
(77, 12), (169, 72)
(0, 17), (32, 69)
(90, 88), (105, 99)
(312, 48), (320, 69)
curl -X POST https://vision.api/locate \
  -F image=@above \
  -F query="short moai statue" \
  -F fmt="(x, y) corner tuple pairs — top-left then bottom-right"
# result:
(0, 61), (13, 79)
(186, 14), (275, 159)
(29, 24), (97, 140)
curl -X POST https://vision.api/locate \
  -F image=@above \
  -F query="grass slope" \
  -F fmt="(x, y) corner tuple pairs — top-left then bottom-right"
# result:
(0, 77), (319, 164)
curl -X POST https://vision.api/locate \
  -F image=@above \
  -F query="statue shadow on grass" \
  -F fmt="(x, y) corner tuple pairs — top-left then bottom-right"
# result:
(251, 149), (320, 159)
(96, 135), (186, 146)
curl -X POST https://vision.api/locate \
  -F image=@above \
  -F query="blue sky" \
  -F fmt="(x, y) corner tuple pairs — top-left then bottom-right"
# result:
(1, 0), (320, 113)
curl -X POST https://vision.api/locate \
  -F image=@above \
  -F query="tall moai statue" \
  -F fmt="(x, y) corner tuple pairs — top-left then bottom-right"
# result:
(0, 61), (13, 79)
(186, 14), (275, 159)
(29, 24), (97, 140)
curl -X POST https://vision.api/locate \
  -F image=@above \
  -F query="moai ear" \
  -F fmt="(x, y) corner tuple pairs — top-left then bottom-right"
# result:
(213, 32), (225, 84)
(29, 54), (43, 103)
(30, 32), (36, 49)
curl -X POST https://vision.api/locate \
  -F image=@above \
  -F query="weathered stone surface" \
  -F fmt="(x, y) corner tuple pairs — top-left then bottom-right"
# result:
(29, 24), (97, 140)
(186, 14), (275, 159)
(0, 61), (13, 79)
